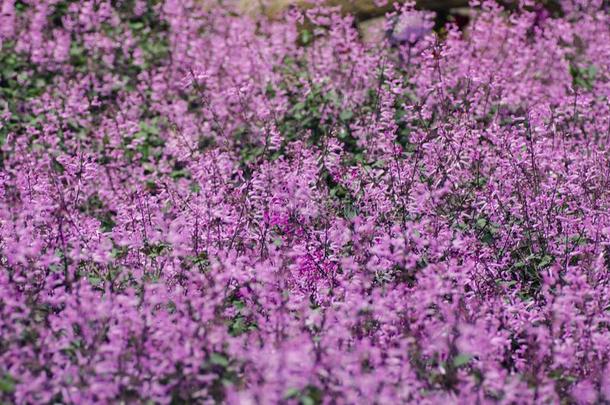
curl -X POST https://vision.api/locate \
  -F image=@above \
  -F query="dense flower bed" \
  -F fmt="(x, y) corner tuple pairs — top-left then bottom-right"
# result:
(1, 0), (609, 403)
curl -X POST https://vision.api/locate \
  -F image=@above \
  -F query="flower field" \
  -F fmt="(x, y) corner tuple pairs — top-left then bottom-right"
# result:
(1, 0), (609, 403)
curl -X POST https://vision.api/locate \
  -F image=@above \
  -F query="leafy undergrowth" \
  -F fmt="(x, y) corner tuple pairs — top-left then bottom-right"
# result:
(1, 0), (610, 403)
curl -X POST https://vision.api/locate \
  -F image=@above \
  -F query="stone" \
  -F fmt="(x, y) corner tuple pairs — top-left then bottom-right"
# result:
(237, 0), (469, 20)
(358, 16), (387, 44)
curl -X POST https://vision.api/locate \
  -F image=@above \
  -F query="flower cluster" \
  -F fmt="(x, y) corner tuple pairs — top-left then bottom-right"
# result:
(1, 0), (609, 403)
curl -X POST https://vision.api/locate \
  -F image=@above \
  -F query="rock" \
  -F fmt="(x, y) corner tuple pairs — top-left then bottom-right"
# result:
(237, 0), (294, 18)
(237, 0), (469, 20)
(358, 16), (386, 44)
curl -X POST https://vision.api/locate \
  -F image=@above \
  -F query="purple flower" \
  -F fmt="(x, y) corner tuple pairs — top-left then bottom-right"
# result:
(0, 0), (609, 403)
(388, 12), (433, 45)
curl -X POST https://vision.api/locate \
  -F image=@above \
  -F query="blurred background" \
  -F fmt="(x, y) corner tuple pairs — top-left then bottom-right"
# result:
(233, 0), (561, 43)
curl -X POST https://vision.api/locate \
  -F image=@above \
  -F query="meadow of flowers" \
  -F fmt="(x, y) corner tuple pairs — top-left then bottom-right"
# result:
(0, 0), (609, 403)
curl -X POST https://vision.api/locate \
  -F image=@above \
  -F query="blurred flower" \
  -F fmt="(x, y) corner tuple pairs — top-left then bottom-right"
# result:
(387, 11), (434, 46)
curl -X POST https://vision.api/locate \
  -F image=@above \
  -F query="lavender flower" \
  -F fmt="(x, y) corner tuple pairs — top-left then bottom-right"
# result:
(0, 0), (609, 403)
(387, 11), (433, 46)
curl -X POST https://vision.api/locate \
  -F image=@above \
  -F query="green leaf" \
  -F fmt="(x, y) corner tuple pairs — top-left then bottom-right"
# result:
(130, 21), (145, 31)
(300, 29), (312, 45)
(342, 200), (358, 219)
(453, 353), (473, 368)
(265, 82), (276, 99)
(538, 255), (553, 268)
(190, 182), (201, 193)
(210, 353), (229, 367)
(496, 279), (517, 288)
(340, 110), (353, 121)
(475, 218), (487, 228)
(292, 102), (306, 112)
(229, 317), (247, 336)
(0, 374), (15, 394)
(301, 396), (315, 405)
(232, 300), (245, 310)
(87, 275), (102, 287)
(284, 388), (301, 399)
(51, 158), (65, 174)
